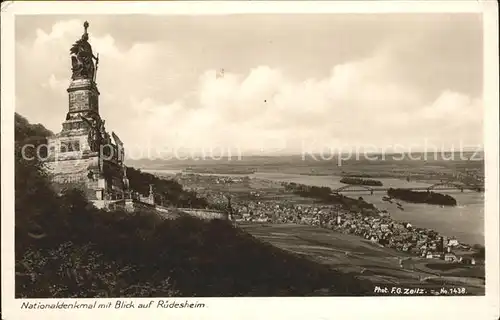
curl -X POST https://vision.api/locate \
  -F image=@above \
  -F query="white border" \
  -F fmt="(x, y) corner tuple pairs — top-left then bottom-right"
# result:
(1, 2), (499, 320)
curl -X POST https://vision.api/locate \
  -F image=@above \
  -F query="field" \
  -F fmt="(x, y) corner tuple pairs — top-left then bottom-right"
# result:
(140, 154), (485, 295)
(130, 151), (484, 186)
(240, 223), (485, 295)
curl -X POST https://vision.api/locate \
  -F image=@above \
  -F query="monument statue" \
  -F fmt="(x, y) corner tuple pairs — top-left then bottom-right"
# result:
(70, 21), (99, 81)
(45, 20), (128, 205)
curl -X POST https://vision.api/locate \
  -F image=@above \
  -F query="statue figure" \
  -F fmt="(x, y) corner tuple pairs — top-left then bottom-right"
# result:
(81, 115), (102, 152)
(98, 120), (110, 144)
(70, 21), (99, 81)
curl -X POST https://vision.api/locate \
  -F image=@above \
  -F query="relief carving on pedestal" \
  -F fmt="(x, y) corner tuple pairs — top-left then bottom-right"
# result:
(80, 114), (113, 154)
(81, 115), (101, 152)
(69, 91), (89, 112)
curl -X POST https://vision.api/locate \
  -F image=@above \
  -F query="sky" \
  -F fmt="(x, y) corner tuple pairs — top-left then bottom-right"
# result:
(15, 14), (483, 157)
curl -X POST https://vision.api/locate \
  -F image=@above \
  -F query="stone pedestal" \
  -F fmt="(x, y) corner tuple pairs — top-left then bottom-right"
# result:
(63, 78), (100, 131)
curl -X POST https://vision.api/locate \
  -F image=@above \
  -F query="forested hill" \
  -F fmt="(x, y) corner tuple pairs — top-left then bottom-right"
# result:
(15, 113), (54, 143)
(14, 113), (373, 298)
(126, 167), (208, 208)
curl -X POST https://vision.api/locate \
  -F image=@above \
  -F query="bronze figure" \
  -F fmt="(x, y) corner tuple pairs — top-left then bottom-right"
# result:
(69, 21), (99, 81)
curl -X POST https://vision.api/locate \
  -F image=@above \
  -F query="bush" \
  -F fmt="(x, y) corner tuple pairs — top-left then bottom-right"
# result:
(16, 242), (179, 298)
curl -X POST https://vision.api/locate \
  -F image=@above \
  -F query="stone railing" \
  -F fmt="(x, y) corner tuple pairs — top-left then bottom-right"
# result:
(178, 208), (228, 220)
(90, 199), (228, 221)
(92, 199), (125, 210)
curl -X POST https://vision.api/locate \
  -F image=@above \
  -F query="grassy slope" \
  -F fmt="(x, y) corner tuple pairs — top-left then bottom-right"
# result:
(241, 223), (485, 295)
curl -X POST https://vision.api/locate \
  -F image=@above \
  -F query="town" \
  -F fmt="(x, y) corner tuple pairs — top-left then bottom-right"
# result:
(172, 173), (482, 266)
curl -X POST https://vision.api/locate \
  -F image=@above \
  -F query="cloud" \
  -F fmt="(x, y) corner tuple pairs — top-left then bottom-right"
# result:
(130, 57), (482, 154)
(16, 18), (483, 157)
(421, 91), (481, 121)
(41, 74), (65, 91)
(16, 19), (171, 137)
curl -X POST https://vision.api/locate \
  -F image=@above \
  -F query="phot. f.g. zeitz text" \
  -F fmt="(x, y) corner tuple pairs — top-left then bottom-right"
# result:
(374, 286), (427, 295)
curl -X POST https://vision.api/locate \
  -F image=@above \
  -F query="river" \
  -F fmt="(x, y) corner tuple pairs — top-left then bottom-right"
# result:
(143, 169), (485, 246)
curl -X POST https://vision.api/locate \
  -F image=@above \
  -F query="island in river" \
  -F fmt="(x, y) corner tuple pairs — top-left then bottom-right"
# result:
(183, 167), (256, 175)
(340, 177), (383, 186)
(387, 188), (458, 206)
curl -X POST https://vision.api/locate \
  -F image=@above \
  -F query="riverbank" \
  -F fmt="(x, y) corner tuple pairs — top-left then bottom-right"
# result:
(274, 182), (481, 261)
(148, 169), (484, 245)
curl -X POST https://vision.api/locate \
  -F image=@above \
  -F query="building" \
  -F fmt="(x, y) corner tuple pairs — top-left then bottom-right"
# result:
(444, 252), (458, 262)
(437, 236), (445, 252)
(448, 238), (460, 247)
(44, 21), (128, 203)
(461, 257), (476, 265)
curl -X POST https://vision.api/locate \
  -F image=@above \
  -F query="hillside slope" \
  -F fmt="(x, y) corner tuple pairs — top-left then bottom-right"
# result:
(15, 113), (373, 297)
